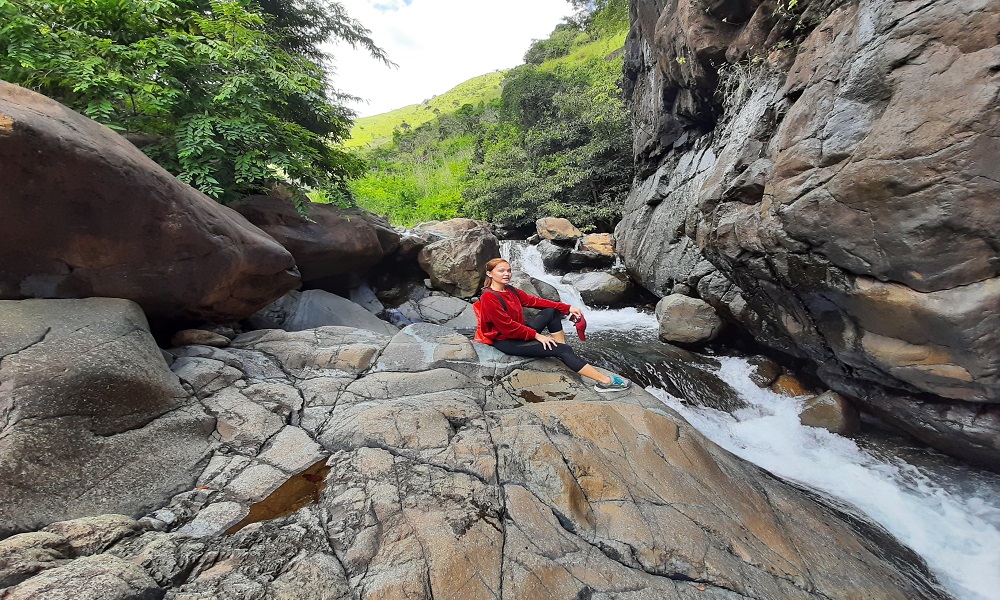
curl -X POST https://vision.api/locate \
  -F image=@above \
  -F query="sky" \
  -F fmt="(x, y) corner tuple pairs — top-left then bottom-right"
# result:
(329, 0), (575, 117)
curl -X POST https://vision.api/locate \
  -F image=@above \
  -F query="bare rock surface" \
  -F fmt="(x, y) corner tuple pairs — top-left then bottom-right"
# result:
(248, 289), (399, 336)
(231, 196), (400, 283)
(0, 299), (214, 536)
(0, 81), (299, 323)
(618, 0), (1000, 467)
(536, 217), (583, 241)
(2, 320), (945, 598)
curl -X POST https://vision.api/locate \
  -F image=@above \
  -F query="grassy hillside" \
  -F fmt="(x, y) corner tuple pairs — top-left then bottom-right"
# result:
(345, 0), (631, 228)
(346, 71), (506, 149)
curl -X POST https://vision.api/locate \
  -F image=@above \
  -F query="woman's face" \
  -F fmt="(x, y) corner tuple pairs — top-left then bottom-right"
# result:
(488, 261), (512, 284)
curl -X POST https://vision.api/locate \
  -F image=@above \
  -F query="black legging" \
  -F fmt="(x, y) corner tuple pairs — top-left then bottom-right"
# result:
(492, 308), (588, 372)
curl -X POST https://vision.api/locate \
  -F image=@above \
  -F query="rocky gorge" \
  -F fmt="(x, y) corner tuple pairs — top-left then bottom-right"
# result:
(616, 0), (1000, 470)
(1, 0), (999, 597)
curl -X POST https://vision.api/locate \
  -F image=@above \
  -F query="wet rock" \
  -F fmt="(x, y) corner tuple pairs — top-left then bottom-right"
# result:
(231, 196), (398, 283)
(655, 294), (724, 344)
(773, 374), (812, 398)
(561, 272), (631, 306)
(800, 391), (862, 436)
(0, 299), (214, 537)
(0, 81), (298, 323)
(537, 239), (571, 271)
(536, 217), (583, 242)
(747, 355), (782, 387)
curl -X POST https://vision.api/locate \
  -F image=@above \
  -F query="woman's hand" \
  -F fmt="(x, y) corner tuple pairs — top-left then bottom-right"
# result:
(569, 306), (584, 322)
(535, 333), (557, 350)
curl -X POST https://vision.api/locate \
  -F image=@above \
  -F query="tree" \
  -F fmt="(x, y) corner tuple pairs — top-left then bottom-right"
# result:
(0, 0), (389, 204)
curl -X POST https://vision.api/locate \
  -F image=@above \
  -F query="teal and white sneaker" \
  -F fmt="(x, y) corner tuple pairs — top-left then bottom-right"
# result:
(594, 374), (631, 392)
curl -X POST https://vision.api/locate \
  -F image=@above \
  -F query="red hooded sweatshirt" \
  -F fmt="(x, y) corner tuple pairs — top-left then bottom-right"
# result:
(478, 286), (570, 344)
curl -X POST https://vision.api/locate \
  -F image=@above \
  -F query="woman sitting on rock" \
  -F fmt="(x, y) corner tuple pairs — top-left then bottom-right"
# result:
(476, 257), (631, 392)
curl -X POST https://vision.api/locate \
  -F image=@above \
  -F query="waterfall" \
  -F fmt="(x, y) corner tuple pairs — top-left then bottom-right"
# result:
(500, 240), (658, 331)
(504, 239), (1000, 600)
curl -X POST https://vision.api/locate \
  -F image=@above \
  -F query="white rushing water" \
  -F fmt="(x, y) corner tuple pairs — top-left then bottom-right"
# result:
(649, 357), (1000, 600)
(504, 240), (1000, 600)
(500, 241), (658, 332)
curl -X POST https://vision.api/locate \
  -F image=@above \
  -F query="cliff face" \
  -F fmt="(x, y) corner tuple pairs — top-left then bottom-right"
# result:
(618, 0), (1000, 467)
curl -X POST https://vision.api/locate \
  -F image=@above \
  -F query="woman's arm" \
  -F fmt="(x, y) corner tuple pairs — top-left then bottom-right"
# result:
(511, 287), (571, 314)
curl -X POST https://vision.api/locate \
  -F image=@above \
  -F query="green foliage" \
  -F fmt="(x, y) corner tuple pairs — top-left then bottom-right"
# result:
(0, 0), (383, 204)
(349, 116), (484, 226)
(349, 0), (632, 230)
(346, 70), (506, 149)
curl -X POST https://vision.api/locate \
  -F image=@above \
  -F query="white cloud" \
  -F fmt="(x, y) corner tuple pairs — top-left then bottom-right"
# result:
(328, 0), (574, 117)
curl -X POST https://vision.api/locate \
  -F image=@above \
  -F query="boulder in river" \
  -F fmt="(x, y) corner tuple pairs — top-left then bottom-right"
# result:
(535, 217), (583, 242)
(655, 294), (724, 344)
(800, 391), (862, 436)
(562, 271), (631, 306)
(0, 81), (299, 324)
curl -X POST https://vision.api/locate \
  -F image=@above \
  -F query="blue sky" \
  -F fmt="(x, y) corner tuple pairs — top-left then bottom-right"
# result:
(330, 0), (574, 117)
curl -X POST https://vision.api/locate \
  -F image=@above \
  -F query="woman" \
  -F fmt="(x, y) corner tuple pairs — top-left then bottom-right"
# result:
(477, 257), (630, 392)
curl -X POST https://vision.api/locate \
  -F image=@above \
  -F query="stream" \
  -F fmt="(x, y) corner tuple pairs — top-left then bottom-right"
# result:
(503, 241), (1000, 600)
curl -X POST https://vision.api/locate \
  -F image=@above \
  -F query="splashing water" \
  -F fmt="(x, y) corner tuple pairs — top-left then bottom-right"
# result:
(501, 240), (658, 332)
(649, 357), (1000, 600)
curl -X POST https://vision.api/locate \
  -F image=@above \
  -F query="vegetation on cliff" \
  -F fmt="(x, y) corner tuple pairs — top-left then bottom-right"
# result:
(0, 0), (387, 204)
(348, 0), (633, 231)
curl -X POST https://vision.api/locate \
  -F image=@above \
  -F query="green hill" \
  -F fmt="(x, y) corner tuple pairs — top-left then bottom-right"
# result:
(344, 0), (631, 229)
(346, 71), (506, 149)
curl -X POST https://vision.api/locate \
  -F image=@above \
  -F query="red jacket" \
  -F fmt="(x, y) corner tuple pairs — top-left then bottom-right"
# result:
(478, 286), (570, 344)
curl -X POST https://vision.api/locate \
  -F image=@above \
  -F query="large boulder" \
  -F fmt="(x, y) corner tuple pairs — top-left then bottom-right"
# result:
(655, 294), (724, 344)
(0, 322), (939, 598)
(247, 290), (398, 336)
(0, 81), (299, 323)
(617, 0), (1000, 467)
(535, 217), (583, 242)
(0, 299), (214, 536)
(418, 229), (501, 298)
(562, 271), (631, 306)
(231, 196), (400, 283)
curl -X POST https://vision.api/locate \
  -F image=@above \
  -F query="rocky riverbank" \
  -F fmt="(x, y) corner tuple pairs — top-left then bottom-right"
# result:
(0, 298), (946, 598)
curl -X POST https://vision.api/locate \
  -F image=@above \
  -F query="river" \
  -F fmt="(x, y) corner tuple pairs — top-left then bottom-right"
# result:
(503, 241), (1000, 600)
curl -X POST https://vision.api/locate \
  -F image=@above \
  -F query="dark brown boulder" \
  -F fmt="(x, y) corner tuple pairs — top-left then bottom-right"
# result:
(0, 81), (299, 323)
(617, 0), (1000, 467)
(231, 196), (400, 283)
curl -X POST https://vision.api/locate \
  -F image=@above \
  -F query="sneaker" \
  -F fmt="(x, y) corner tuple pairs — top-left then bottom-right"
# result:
(594, 375), (631, 392)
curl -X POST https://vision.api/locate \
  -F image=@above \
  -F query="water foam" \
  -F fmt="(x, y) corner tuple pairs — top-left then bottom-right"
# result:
(649, 357), (1000, 600)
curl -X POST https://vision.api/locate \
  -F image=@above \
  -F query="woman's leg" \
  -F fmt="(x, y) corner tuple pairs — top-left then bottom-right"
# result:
(526, 308), (566, 342)
(492, 338), (588, 372)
